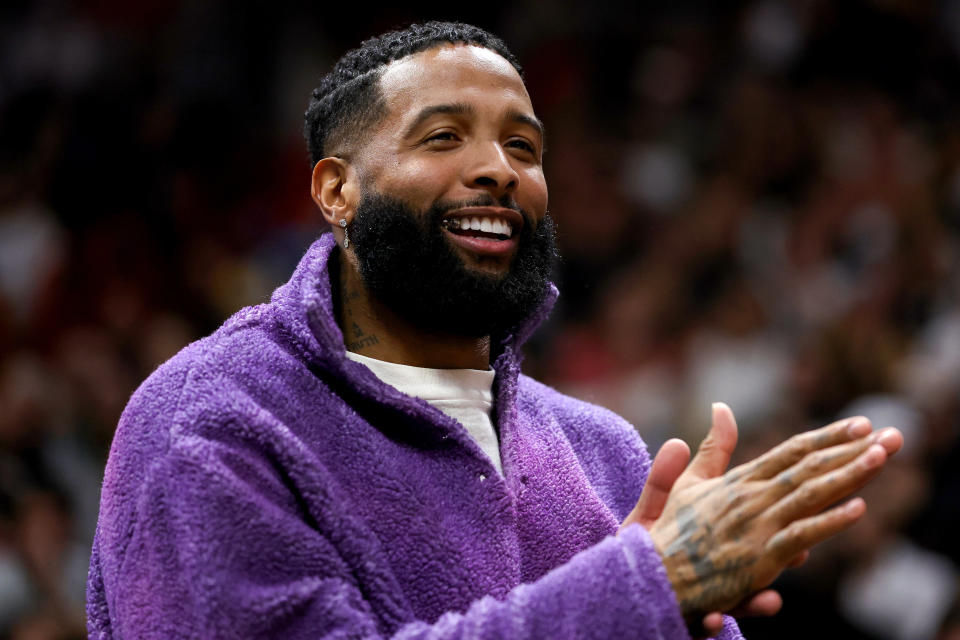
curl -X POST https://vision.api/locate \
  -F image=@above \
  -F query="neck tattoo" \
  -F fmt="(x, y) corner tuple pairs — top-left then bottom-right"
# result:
(339, 267), (381, 354)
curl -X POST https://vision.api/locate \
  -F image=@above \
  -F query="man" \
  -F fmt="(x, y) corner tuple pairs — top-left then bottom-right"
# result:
(86, 22), (902, 639)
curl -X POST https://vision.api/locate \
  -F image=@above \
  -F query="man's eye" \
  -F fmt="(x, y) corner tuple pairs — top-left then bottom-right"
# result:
(426, 132), (457, 143)
(507, 139), (536, 154)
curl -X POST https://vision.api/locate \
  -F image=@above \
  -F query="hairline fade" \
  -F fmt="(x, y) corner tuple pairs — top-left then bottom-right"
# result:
(303, 21), (522, 166)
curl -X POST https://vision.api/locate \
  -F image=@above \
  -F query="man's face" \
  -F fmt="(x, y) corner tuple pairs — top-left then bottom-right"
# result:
(346, 44), (556, 338)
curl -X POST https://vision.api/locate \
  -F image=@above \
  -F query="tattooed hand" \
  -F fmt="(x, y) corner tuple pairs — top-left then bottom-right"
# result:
(621, 431), (793, 637)
(644, 403), (902, 631)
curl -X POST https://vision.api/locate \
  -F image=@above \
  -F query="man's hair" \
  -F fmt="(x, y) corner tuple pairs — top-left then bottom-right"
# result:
(303, 21), (522, 166)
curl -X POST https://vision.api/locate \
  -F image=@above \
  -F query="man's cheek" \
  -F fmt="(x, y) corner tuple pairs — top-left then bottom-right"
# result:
(520, 174), (548, 218)
(390, 161), (455, 201)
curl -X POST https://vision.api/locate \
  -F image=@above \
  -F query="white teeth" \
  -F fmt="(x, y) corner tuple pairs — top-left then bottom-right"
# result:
(446, 216), (514, 237)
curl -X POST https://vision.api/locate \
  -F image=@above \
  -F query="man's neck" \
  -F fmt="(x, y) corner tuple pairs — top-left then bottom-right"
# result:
(335, 252), (491, 370)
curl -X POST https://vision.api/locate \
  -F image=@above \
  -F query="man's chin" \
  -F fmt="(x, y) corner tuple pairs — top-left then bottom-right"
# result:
(441, 232), (517, 276)
(459, 256), (514, 280)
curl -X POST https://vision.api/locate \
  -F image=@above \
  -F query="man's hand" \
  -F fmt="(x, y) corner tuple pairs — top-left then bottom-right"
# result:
(645, 403), (902, 630)
(622, 407), (796, 636)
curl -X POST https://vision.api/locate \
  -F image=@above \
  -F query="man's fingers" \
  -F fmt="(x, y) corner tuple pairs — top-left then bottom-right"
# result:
(698, 590), (784, 638)
(766, 497), (866, 563)
(730, 589), (783, 617)
(621, 439), (690, 530)
(872, 426), (904, 456)
(686, 402), (739, 481)
(765, 436), (876, 501)
(764, 427), (902, 504)
(738, 416), (872, 480)
(768, 443), (887, 525)
(699, 612), (724, 638)
(641, 439), (691, 521)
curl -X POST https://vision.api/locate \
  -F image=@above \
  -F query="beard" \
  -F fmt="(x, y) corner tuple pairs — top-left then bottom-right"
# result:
(347, 190), (557, 339)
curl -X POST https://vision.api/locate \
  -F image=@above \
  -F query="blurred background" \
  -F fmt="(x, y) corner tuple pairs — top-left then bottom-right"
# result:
(2, 0), (960, 638)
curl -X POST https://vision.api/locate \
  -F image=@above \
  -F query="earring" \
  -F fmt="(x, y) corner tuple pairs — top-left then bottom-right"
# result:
(339, 218), (350, 248)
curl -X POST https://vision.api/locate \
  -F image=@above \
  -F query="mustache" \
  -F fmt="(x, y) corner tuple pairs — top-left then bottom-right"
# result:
(437, 193), (520, 211)
(428, 194), (533, 228)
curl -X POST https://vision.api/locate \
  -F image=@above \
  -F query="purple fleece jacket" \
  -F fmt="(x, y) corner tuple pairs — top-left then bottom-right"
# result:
(86, 233), (743, 639)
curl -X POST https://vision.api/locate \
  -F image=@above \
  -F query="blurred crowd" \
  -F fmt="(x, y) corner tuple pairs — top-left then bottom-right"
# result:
(2, 1), (960, 638)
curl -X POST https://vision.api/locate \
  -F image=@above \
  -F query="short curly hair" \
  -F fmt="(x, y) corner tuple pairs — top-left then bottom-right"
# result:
(303, 21), (522, 166)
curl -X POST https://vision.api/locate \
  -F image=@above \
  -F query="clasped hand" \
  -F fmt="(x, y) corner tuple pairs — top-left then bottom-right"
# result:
(620, 403), (903, 637)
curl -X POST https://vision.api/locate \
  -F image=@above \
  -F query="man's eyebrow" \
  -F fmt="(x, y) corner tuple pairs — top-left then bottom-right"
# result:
(403, 103), (546, 144)
(508, 110), (546, 142)
(403, 103), (473, 137)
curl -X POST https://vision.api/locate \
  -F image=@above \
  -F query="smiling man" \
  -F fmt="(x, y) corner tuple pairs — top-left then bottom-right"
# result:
(86, 22), (903, 640)
(313, 40), (555, 367)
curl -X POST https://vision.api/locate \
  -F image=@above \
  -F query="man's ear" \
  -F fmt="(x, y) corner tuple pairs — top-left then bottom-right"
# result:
(310, 157), (360, 228)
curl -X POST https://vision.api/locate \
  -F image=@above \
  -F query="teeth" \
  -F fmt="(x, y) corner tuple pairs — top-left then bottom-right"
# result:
(446, 216), (514, 238)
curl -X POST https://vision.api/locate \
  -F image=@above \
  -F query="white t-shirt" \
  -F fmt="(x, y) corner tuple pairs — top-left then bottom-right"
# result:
(344, 351), (503, 475)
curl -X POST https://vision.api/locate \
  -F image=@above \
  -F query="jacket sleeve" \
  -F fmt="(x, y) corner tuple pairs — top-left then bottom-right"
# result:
(87, 428), (742, 640)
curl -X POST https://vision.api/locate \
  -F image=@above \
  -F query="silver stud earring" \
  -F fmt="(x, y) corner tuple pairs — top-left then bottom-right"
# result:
(339, 218), (350, 248)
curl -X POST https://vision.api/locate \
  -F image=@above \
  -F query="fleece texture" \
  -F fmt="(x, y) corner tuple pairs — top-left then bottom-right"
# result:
(86, 233), (743, 639)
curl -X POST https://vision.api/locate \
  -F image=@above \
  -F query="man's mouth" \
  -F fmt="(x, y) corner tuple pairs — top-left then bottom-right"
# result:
(441, 215), (514, 240)
(440, 206), (524, 258)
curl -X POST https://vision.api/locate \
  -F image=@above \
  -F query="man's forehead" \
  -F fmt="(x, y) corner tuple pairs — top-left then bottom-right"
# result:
(378, 44), (532, 115)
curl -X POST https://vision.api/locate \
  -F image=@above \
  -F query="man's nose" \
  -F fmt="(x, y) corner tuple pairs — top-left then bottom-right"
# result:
(465, 142), (520, 196)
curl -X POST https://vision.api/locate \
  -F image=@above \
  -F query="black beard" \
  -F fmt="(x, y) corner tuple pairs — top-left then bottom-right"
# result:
(347, 191), (557, 339)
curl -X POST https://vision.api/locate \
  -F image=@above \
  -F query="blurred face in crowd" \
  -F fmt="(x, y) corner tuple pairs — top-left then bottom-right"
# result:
(345, 44), (557, 337)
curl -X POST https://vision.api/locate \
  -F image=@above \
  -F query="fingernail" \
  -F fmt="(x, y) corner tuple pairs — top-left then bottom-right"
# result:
(875, 428), (901, 450)
(864, 444), (885, 468)
(845, 497), (865, 515)
(847, 417), (871, 438)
